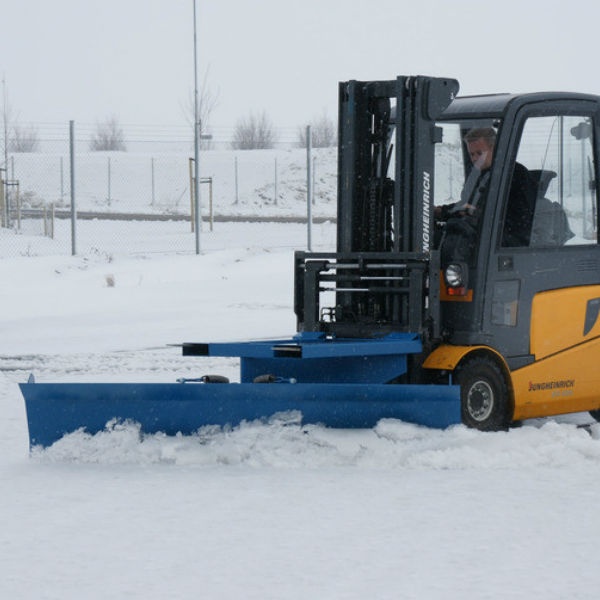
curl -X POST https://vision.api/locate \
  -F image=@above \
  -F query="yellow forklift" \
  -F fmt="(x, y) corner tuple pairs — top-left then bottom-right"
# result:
(295, 76), (600, 430)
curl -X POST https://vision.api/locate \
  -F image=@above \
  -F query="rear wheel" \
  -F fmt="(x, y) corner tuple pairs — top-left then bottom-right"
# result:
(457, 356), (511, 431)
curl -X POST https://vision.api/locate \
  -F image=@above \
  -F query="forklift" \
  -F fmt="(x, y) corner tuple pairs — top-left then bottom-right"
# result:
(20, 75), (600, 447)
(295, 75), (600, 430)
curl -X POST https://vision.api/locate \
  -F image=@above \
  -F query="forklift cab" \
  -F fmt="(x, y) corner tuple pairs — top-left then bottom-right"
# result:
(434, 99), (591, 265)
(434, 93), (600, 373)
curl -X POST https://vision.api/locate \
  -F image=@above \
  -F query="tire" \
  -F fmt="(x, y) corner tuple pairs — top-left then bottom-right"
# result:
(589, 410), (600, 422)
(457, 356), (511, 431)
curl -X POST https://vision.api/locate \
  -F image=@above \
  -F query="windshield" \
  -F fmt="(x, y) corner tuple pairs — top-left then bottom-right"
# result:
(433, 121), (497, 207)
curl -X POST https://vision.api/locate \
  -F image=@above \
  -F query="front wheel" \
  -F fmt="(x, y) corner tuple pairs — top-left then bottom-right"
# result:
(457, 356), (511, 431)
(589, 409), (600, 422)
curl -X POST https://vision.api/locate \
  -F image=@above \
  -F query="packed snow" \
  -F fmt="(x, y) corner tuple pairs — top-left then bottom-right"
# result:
(2, 160), (600, 599)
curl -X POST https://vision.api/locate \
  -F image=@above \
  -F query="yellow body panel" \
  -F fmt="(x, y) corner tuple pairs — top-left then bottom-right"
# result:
(423, 345), (506, 371)
(530, 285), (600, 360)
(514, 286), (600, 419)
(511, 336), (600, 420)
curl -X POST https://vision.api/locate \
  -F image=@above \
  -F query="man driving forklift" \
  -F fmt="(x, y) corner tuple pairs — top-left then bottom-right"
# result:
(436, 127), (537, 263)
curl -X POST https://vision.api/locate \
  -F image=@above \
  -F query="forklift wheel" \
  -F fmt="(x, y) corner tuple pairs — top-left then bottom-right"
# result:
(589, 410), (600, 422)
(457, 356), (510, 431)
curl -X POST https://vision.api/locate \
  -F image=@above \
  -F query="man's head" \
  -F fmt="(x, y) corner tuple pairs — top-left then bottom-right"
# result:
(464, 127), (496, 171)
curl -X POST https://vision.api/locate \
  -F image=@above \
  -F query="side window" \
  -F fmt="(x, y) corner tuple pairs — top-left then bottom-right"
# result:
(434, 121), (497, 265)
(509, 115), (597, 247)
(433, 122), (466, 205)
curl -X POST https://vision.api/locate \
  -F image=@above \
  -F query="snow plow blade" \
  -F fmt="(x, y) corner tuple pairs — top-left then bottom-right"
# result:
(19, 333), (461, 448)
(20, 381), (460, 449)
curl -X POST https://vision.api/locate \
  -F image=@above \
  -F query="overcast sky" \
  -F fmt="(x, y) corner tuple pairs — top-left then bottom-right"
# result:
(1, 0), (598, 137)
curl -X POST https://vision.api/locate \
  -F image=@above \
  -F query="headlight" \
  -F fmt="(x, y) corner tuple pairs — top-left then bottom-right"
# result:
(445, 263), (465, 288)
(443, 262), (469, 297)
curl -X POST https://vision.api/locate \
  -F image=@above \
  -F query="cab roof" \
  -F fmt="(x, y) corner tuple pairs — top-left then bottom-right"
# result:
(439, 91), (600, 121)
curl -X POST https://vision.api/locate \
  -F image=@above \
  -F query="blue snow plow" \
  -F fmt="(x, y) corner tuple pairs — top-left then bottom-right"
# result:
(20, 76), (469, 448)
(20, 332), (460, 448)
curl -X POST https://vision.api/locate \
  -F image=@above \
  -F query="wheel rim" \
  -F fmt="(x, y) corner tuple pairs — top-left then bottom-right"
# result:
(466, 380), (494, 422)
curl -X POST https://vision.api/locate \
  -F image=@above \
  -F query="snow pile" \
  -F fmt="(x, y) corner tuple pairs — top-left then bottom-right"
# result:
(32, 414), (600, 469)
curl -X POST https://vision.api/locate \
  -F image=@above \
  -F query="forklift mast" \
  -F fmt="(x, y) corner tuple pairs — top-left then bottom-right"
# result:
(295, 76), (459, 339)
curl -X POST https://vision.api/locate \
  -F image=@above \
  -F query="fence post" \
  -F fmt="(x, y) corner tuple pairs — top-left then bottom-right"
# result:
(274, 157), (278, 205)
(107, 156), (112, 205)
(60, 156), (65, 202)
(189, 157), (195, 232)
(306, 125), (313, 251)
(70, 120), (77, 256)
(208, 177), (213, 232)
(16, 182), (21, 231)
(0, 169), (5, 228)
(234, 155), (239, 204)
(151, 157), (155, 206)
(193, 120), (201, 254)
(312, 155), (316, 205)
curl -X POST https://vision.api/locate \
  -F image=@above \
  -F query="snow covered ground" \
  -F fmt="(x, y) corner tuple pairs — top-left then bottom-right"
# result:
(3, 208), (600, 598)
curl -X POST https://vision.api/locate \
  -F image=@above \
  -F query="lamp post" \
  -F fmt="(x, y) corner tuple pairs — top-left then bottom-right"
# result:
(193, 0), (201, 254)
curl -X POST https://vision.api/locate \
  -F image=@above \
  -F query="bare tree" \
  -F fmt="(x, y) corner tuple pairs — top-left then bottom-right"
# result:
(1, 81), (41, 155)
(9, 124), (40, 152)
(90, 115), (126, 151)
(298, 111), (336, 148)
(183, 67), (220, 148)
(231, 111), (278, 150)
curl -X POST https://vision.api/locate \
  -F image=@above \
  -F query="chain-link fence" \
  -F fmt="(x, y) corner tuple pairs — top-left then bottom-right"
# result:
(0, 125), (337, 259)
